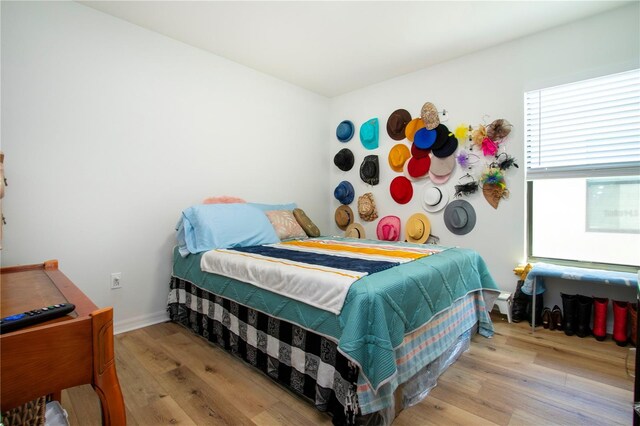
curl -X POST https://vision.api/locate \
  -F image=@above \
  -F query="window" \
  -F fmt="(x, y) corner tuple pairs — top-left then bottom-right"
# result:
(525, 69), (640, 269)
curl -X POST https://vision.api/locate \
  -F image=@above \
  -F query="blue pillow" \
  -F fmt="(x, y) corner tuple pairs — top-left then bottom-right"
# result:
(177, 204), (280, 256)
(248, 202), (297, 212)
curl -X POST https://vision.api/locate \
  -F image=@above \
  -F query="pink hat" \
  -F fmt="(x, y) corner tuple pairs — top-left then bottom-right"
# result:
(377, 216), (401, 241)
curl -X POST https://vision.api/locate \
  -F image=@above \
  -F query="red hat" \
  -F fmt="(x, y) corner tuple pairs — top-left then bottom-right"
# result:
(407, 156), (431, 178)
(390, 176), (413, 204)
(411, 142), (430, 159)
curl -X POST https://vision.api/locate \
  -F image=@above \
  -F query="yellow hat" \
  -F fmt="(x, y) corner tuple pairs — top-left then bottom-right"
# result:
(388, 144), (411, 172)
(405, 213), (431, 244)
(404, 118), (425, 142)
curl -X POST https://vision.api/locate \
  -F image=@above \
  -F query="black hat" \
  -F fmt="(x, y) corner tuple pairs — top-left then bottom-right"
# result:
(360, 155), (379, 186)
(334, 148), (354, 171)
(431, 124), (450, 151)
(432, 133), (458, 158)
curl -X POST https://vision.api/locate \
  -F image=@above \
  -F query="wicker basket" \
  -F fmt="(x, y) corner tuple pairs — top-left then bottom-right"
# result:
(1, 396), (46, 426)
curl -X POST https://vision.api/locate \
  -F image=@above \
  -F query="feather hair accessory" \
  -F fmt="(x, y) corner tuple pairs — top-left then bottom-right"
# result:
(486, 119), (513, 141)
(455, 149), (480, 169)
(454, 124), (469, 141)
(493, 152), (519, 171)
(471, 124), (487, 147)
(481, 167), (509, 209)
(454, 173), (479, 198)
(480, 167), (506, 188)
(481, 137), (498, 156)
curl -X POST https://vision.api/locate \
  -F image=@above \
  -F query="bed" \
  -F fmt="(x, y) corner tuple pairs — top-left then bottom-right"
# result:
(167, 206), (499, 425)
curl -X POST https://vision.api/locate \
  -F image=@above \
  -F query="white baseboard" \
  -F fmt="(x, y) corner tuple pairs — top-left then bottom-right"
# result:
(114, 310), (170, 335)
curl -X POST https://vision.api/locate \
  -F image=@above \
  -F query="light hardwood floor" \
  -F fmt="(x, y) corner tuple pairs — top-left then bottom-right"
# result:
(61, 312), (635, 425)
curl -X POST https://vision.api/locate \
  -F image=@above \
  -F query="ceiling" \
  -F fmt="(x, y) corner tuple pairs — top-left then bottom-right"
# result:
(79, 1), (631, 98)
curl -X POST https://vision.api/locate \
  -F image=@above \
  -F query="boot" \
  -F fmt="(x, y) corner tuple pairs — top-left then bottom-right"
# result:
(527, 293), (543, 327)
(612, 300), (628, 346)
(551, 305), (563, 331)
(576, 295), (593, 338)
(511, 280), (528, 323)
(541, 307), (552, 329)
(629, 302), (637, 347)
(592, 297), (608, 341)
(561, 293), (578, 336)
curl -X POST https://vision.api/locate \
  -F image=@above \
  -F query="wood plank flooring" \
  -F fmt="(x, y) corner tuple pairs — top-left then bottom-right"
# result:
(61, 313), (635, 425)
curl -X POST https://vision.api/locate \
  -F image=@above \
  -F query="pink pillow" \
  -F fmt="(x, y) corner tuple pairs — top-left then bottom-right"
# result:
(202, 196), (246, 204)
(265, 210), (307, 240)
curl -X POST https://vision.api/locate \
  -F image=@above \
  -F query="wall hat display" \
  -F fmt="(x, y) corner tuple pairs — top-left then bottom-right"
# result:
(405, 212), (431, 244)
(390, 176), (414, 204)
(386, 109), (412, 140)
(443, 200), (477, 235)
(360, 118), (379, 150)
(429, 154), (455, 176)
(336, 120), (355, 142)
(357, 192), (378, 222)
(432, 133), (458, 158)
(413, 127), (437, 149)
(345, 222), (366, 239)
(422, 184), (449, 212)
(406, 155), (431, 178)
(388, 144), (411, 172)
(359, 155), (379, 185)
(334, 180), (355, 205)
(334, 205), (355, 230)
(410, 141), (431, 159)
(431, 124), (451, 151)
(376, 215), (401, 241)
(334, 148), (355, 171)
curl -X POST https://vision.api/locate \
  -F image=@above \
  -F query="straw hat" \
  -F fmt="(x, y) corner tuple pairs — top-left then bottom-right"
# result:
(420, 102), (440, 130)
(357, 192), (378, 222)
(345, 222), (366, 239)
(335, 205), (354, 230)
(405, 213), (431, 244)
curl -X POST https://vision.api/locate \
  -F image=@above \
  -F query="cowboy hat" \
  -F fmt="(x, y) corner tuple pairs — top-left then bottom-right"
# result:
(360, 118), (379, 150)
(376, 215), (401, 241)
(360, 155), (379, 185)
(405, 213), (431, 244)
(386, 109), (412, 140)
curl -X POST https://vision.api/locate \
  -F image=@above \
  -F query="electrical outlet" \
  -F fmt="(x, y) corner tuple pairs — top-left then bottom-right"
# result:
(110, 272), (122, 290)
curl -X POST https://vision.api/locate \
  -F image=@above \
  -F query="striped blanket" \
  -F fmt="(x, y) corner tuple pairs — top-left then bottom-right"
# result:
(200, 238), (443, 315)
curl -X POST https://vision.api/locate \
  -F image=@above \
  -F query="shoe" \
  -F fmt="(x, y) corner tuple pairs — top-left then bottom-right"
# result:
(629, 302), (637, 347)
(576, 295), (593, 338)
(592, 297), (608, 341)
(613, 300), (628, 346)
(561, 293), (578, 336)
(511, 280), (528, 323)
(551, 305), (563, 331)
(541, 307), (551, 329)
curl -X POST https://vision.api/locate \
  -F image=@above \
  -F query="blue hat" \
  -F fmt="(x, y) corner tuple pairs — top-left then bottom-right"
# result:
(413, 127), (437, 149)
(334, 181), (355, 205)
(360, 118), (379, 150)
(336, 120), (355, 142)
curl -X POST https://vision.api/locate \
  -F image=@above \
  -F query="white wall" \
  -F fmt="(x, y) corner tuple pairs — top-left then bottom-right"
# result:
(1, 1), (329, 332)
(329, 3), (640, 293)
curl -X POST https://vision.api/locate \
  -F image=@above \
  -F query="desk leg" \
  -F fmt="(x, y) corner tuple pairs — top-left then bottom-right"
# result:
(91, 308), (126, 426)
(531, 278), (537, 333)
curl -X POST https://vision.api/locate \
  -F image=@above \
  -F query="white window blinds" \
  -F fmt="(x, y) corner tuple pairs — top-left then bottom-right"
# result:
(525, 69), (640, 179)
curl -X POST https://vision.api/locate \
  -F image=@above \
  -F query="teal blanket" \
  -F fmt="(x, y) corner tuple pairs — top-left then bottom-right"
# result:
(171, 237), (499, 391)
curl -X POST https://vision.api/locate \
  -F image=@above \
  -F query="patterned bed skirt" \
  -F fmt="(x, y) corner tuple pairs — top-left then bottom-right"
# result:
(167, 276), (477, 425)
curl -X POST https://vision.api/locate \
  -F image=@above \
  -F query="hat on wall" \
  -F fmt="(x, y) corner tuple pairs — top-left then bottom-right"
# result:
(386, 109), (412, 140)
(388, 144), (411, 172)
(357, 192), (378, 222)
(360, 118), (379, 150)
(422, 184), (449, 212)
(413, 127), (437, 150)
(345, 222), (366, 239)
(336, 120), (355, 142)
(420, 102), (440, 130)
(376, 215), (401, 241)
(335, 205), (354, 230)
(406, 155), (431, 178)
(443, 200), (476, 235)
(334, 148), (355, 171)
(411, 141), (431, 159)
(429, 154), (455, 176)
(432, 133), (458, 158)
(360, 155), (379, 185)
(404, 118), (425, 142)
(390, 176), (414, 204)
(432, 124), (451, 151)
(334, 181), (355, 205)
(486, 118), (513, 141)
(405, 213), (431, 244)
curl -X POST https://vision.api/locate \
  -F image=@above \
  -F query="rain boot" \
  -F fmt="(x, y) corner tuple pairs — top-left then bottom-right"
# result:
(511, 280), (528, 323)
(561, 293), (578, 336)
(592, 297), (608, 341)
(576, 295), (593, 338)
(612, 300), (628, 346)
(629, 302), (637, 347)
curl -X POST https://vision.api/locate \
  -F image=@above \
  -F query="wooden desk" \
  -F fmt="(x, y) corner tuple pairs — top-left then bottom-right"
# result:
(1, 260), (126, 425)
